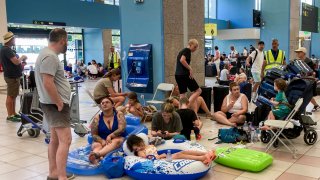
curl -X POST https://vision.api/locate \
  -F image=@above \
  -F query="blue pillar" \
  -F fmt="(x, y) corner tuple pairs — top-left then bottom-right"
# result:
(311, 0), (320, 58)
(260, 0), (290, 61)
(119, 0), (164, 100)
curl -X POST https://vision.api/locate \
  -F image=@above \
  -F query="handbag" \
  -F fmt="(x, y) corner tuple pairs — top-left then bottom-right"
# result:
(218, 127), (248, 143)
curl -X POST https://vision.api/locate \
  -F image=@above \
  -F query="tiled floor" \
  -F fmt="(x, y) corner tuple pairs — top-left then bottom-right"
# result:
(0, 73), (320, 180)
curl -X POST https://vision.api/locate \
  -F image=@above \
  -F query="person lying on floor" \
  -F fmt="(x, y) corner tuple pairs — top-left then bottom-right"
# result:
(89, 96), (126, 164)
(126, 134), (215, 166)
(213, 82), (248, 127)
(151, 100), (183, 140)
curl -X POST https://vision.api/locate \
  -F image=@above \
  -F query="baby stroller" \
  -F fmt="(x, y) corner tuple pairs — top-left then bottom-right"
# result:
(260, 78), (318, 147)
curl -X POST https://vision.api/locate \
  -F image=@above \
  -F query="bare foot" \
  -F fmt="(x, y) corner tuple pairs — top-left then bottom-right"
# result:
(88, 152), (100, 165)
(203, 153), (213, 166)
(230, 123), (237, 127)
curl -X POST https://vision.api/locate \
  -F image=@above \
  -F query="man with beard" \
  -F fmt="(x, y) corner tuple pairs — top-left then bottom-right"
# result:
(35, 28), (74, 180)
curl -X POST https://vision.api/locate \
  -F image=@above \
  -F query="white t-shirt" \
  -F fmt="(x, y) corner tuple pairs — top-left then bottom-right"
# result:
(243, 49), (248, 57)
(220, 69), (229, 81)
(215, 50), (221, 61)
(87, 64), (98, 74)
(249, 49), (264, 73)
(229, 50), (238, 62)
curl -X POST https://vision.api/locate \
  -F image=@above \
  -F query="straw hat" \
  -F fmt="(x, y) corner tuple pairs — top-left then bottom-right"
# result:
(3, 31), (15, 44)
(294, 47), (307, 54)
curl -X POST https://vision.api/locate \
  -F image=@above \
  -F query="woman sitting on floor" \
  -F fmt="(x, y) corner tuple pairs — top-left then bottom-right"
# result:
(170, 85), (214, 119)
(89, 96), (126, 164)
(213, 82), (248, 126)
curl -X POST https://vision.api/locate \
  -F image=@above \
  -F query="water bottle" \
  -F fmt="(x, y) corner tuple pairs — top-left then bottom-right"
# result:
(166, 150), (172, 162)
(250, 130), (255, 143)
(243, 121), (249, 132)
(78, 148), (85, 160)
(190, 130), (196, 145)
(256, 121), (263, 142)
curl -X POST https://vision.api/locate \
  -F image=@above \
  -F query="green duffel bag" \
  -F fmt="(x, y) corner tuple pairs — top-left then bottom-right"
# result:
(214, 147), (273, 172)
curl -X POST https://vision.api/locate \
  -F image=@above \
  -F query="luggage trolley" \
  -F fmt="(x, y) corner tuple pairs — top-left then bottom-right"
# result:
(69, 80), (90, 137)
(17, 71), (51, 143)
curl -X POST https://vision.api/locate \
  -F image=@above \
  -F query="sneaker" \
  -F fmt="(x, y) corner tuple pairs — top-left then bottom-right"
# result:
(6, 116), (21, 122)
(196, 134), (202, 140)
(14, 114), (21, 120)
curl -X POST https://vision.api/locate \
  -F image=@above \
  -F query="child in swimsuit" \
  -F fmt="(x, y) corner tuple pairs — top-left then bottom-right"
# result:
(126, 134), (215, 166)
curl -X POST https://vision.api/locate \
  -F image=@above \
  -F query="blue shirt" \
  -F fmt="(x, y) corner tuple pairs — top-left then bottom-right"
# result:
(64, 66), (72, 72)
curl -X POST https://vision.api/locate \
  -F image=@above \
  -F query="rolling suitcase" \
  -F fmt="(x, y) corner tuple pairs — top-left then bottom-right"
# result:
(240, 82), (252, 102)
(294, 59), (313, 76)
(20, 92), (42, 124)
(213, 86), (229, 112)
(264, 68), (286, 85)
(205, 65), (216, 77)
(248, 103), (271, 126)
(198, 86), (212, 113)
(258, 82), (277, 99)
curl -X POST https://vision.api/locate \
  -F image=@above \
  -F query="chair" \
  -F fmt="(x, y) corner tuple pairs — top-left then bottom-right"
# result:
(146, 83), (174, 105)
(264, 98), (303, 158)
(85, 88), (101, 123)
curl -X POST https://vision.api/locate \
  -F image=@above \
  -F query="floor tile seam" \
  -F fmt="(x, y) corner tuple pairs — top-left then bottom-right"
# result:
(239, 168), (284, 180)
(7, 158), (48, 168)
(0, 164), (21, 175)
(284, 162), (320, 179)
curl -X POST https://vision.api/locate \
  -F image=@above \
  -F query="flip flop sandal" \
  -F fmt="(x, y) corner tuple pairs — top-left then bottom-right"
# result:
(312, 105), (320, 112)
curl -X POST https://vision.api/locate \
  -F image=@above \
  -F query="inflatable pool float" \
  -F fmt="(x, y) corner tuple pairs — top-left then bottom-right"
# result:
(214, 147), (273, 172)
(66, 115), (148, 177)
(123, 134), (211, 180)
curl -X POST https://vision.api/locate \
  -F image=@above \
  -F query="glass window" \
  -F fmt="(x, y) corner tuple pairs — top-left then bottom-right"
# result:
(104, 0), (114, 5)
(204, 0), (209, 18)
(208, 0), (216, 19)
(15, 38), (48, 70)
(301, 0), (313, 5)
(112, 30), (121, 52)
(255, 0), (261, 10)
(204, 0), (216, 19)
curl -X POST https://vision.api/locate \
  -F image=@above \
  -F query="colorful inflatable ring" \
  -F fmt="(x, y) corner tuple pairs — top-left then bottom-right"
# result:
(66, 116), (148, 177)
(214, 147), (273, 172)
(123, 134), (211, 180)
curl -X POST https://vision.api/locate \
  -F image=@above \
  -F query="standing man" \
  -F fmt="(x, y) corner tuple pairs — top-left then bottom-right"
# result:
(0, 31), (27, 122)
(35, 28), (74, 180)
(243, 47), (248, 57)
(261, 39), (286, 78)
(213, 46), (221, 79)
(294, 47), (320, 111)
(108, 45), (120, 70)
(246, 41), (265, 101)
(175, 39), (202, 106)
(229, 45), (239, 64)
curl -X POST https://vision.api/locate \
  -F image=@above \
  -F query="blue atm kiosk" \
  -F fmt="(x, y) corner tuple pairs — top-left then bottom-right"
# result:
(126, 44), (153, 93)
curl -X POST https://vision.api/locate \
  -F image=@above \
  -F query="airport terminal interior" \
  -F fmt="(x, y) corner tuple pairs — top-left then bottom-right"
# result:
(0, 0), (320, 179)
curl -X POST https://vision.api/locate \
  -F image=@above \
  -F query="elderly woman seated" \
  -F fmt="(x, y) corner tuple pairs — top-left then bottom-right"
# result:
(213, 82), (248, 127)
(89, 96), (126, 164)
